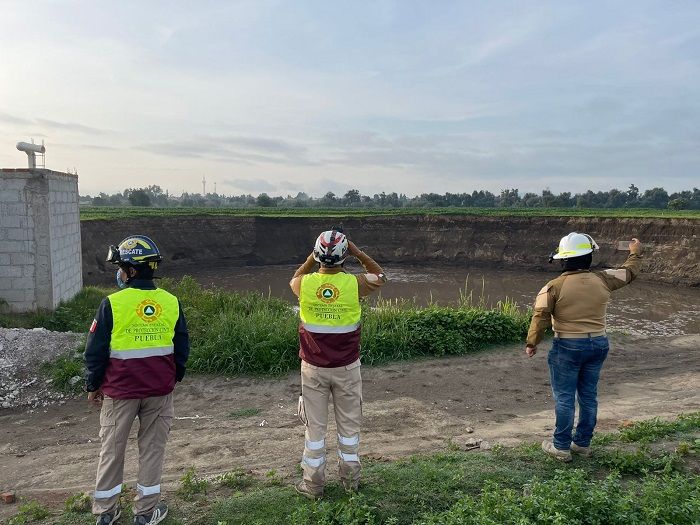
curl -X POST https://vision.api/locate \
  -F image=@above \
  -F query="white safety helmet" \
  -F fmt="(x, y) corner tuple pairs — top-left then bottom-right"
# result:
(552, 232), (599, 260)
(313, 229), (348, 266)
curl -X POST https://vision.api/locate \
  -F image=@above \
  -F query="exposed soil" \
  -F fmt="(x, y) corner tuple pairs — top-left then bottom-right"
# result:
(81, 216), (700, 287)
(0, 333), (698, 520)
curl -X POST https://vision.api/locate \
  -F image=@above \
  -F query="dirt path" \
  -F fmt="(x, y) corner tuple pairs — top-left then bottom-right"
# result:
(0, 334), (698, 516)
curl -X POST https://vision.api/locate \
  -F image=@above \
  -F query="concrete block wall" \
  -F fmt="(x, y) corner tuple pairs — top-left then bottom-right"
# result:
(48, 173), (82, 307)
(0, 168), (82, 312)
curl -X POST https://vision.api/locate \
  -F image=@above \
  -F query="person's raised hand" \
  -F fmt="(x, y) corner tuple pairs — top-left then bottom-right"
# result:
(629, 238), (642, 254)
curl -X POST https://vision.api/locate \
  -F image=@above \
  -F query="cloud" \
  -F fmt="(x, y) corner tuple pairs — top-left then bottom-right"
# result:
(136, 135), (313, 166)
(34, 118), (112, 135)
(0, 111), (112, 135)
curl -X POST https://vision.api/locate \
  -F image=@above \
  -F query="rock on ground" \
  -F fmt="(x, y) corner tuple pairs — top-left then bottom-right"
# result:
(0, 328), (83, 410)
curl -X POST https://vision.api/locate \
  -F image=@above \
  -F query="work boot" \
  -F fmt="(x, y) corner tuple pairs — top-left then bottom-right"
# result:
(133, 503), (168, 525)
(96, 506), (121, 525)
(541, 440), (572, 463)
(294, 480), (322, 500)
(570, 443), (592, 457)
(341, 478), (359, 493)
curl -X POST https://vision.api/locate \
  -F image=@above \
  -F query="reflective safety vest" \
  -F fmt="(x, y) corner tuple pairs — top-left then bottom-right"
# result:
(299, 272), (361, 334)
(108, 288), (179, 359)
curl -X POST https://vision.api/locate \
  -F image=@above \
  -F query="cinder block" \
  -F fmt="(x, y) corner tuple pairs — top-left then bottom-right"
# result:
(6, 228), (28, 241)
(0, 178), (27, 190)
(11, 277), (33, 290)
(3, 240), (28, 252)
(0, 289), (26, 302)
(0, 190), (20, 201)
(0, 215), (21, 228)
(10, 253), (34, 265)
(0, 266), (22, 278)
(0, 254), (10, 265)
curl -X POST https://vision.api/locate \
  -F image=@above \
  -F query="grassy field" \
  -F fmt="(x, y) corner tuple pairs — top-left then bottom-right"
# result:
(79, 206), (700, 221)
(0, 277), (531, 378)
(9, 413), (699, 525)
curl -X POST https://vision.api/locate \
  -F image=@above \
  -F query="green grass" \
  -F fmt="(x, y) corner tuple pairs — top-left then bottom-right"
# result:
(227, 408), (262, 419)
(15, 413), (700, 524)
(6, 501), (50, 525)
(0, 277), (530, 376)
(79, 206), (700, 221)
(40, 350), (85, 393)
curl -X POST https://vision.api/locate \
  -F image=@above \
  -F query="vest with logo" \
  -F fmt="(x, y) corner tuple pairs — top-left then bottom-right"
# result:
(102, 287), (179, 399)
(299, 272), (362, 367)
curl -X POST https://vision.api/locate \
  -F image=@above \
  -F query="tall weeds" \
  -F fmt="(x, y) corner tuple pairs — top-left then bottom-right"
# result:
(1, 276), (530, 376)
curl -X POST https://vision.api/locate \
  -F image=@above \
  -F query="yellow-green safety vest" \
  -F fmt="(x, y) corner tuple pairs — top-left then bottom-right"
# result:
(107, 288), (179, 360)
(299, 272), (361, 333)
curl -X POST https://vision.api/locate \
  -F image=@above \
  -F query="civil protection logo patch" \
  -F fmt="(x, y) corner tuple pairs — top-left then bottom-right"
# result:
(316, 283), (340, 303)
(136, 299), (162, 323)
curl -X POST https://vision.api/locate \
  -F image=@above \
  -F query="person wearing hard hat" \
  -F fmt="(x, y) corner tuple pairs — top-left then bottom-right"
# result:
(289, 228), (387, 499)
(85, 235), (189, 525)
(525, 232), (642, 462)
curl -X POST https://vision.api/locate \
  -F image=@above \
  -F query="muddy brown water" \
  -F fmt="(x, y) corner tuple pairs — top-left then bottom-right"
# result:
(163, 263), (700, 336)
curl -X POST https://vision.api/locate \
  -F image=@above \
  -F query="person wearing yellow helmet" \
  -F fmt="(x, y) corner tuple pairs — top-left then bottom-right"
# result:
(85, 235), (189, 525)
(525, 232), (642, 462)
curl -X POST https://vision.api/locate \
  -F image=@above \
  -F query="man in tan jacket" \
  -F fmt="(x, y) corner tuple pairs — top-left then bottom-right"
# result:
(290, 228), (386, 498)
(526, 232), (642, 462)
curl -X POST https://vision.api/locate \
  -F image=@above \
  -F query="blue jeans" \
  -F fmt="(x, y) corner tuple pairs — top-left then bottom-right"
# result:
(547, 336), (609, 450)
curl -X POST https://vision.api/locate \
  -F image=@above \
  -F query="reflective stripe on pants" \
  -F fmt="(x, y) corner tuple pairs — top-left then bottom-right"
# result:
(299, 359), (362, 493)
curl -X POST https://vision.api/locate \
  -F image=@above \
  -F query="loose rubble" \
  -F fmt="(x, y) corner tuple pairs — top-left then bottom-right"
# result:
(0, 327), (83, 410)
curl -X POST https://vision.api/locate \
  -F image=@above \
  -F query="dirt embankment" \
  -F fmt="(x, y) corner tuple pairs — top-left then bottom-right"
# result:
(80, 216), (700, 286)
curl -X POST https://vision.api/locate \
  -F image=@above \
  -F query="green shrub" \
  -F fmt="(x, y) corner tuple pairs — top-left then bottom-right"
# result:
(8, 501), (50, 525)
(594, 445), (679, 475)
(64, 492), (91, 512)
(289, 494), (380, 525)
(217, 469), (254, 490)
(1, 277), (530, 376)
(618, 413), (700, 443)
(417, 470), (700, 525)
(177, 467), (209, 500)
(41, 351), (85, 393)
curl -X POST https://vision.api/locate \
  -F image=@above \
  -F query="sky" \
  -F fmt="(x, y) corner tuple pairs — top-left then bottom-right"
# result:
(1, 1), (699, 197)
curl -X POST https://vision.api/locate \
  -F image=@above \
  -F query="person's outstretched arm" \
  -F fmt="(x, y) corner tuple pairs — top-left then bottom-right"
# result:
(598, 238), (643, 292)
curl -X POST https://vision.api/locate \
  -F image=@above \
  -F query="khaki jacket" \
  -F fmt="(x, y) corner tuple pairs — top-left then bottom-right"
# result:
(526, 254), (642, 346)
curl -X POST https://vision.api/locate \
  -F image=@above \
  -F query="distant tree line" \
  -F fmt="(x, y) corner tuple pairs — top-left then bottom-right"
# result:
(80, 184), (700, 210)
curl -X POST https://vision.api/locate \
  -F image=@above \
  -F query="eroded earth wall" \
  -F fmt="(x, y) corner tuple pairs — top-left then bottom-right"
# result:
(81, 215), (700, 286)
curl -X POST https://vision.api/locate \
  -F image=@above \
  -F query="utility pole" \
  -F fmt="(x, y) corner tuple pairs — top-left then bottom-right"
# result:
(202, 174), (206, 195)
(214, 182), (217, 194)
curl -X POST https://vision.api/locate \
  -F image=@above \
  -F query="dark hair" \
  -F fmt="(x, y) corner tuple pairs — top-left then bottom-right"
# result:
(561, 253), (592, 272)
(120, 263), (155, 280)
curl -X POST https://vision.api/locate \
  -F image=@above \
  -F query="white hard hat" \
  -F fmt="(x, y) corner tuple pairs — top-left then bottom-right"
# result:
(552, 232), (599, 260)
(313, 230), (348, 265)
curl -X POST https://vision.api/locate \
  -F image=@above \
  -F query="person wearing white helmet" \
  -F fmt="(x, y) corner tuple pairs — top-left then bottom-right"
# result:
(289, 228), (386, 499)
(525, 232), (643, 462)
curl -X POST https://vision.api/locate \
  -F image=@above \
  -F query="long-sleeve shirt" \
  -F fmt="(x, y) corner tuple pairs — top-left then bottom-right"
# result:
(526, 253), (642, 346)
(85, 279), (190, 394)
(289, 251), (386, 298)
(289, 250), (387, 367)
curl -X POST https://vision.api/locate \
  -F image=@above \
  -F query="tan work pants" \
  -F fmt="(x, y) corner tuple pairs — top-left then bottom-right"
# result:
(92, 394), (174, 516)
(298, 359), (362, 494)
